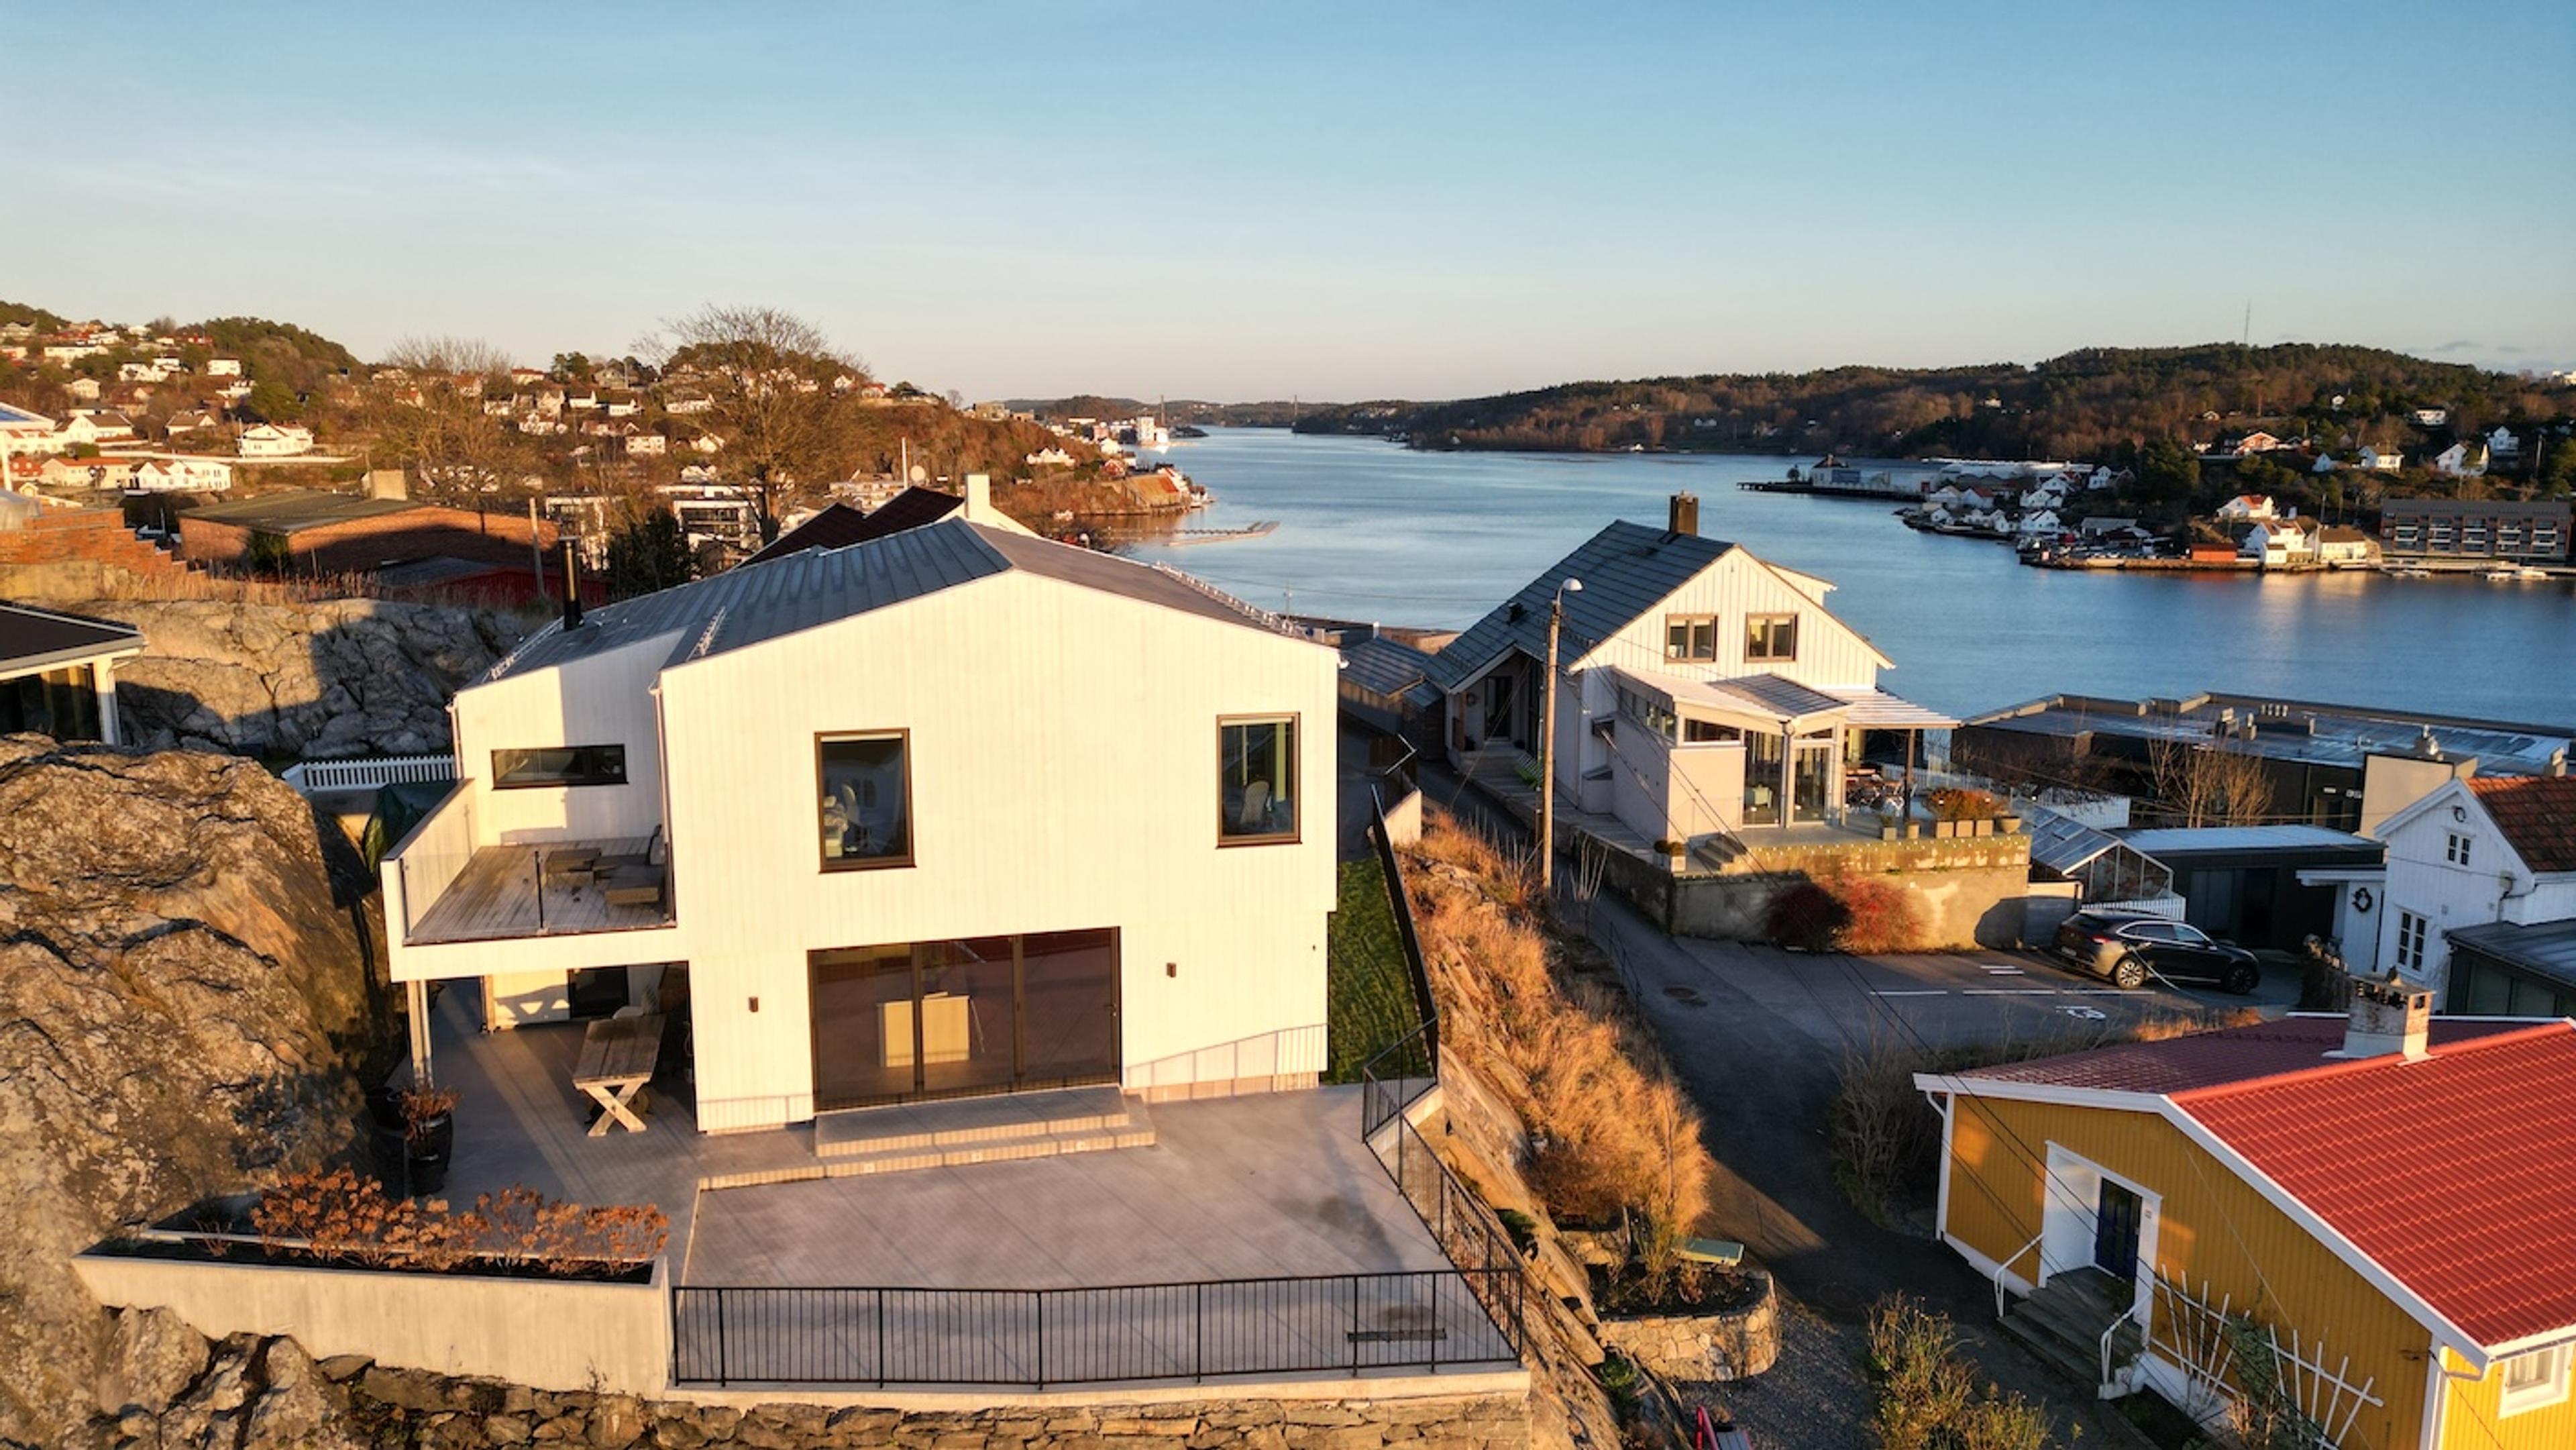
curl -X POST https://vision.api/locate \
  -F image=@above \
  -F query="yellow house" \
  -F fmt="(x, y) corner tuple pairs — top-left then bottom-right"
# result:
(1919, 979), (2576, 1449)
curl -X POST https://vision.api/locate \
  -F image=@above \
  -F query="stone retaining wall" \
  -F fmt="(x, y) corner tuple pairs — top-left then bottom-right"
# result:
(90, 1312), (1536, 1450)
(1593, 1272), (1780, 1384)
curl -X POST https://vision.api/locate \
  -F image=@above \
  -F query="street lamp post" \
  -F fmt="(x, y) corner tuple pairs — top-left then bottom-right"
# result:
(1538, 577), (1581, 902)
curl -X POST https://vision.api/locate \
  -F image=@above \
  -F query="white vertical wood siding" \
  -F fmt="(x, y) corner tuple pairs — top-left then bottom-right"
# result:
(1572, 550), (1889, 691)
(451, 633), (679, 844)
(654, 572), (1338, 1133)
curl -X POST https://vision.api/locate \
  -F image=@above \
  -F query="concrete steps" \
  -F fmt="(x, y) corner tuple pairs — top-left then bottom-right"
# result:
(812, 1085), (1152, 1174)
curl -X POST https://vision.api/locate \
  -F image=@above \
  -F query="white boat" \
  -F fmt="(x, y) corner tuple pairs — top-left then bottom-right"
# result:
(2517, 566), (2550, 580)
(2483, 568), (2522, 581)
(2387, 566), (2432, 578)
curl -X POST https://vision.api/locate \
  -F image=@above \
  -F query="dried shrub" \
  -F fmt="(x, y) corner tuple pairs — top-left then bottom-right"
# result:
(1399, 807), (1719, 1265)
(1866, 1296), (2047, 1450)
(248, 1168), (667, 1276)
(1764, 880), (1848, 951)
(398, 1084), (459, 1141)
(1927, 787), (2007, 822)
(1833, 875), (1924, 955)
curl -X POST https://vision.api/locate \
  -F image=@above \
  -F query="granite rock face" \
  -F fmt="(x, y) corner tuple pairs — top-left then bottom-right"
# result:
(0, 739), (389, 1444)
(75, 598), (528, 759)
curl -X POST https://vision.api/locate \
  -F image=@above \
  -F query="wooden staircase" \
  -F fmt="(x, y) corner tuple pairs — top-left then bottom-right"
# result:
(2001, 1267), (2144, 1398)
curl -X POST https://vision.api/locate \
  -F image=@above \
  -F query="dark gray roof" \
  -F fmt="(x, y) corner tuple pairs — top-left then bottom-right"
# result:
(488, 519), (1307, 684)
(0, 602), (144, 675)
(2447, 919), (2576, 991)
(1711, 674), (1848, 720)
(182, 489), (421, 533)
(1426, 520), (1735, 690)
(1340, 633), (1438, 698)
(2114, 825), (2385, 864)
(1964, 692), (2576, 778)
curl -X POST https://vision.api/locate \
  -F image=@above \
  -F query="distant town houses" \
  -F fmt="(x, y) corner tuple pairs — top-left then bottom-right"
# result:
(125, 457), (233, 493)
(2428, 439), (2488, 478)
(2378, 498), (2572, 563)
(2214, 493), (2277, 522)
(2239, 515), (2318, 566)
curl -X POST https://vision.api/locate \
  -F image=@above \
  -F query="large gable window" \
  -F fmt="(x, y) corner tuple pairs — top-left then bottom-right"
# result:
(819, 731), (912, 870)
(1746, 613), (1799, 664)
(492, 744), (627, 789)
(1220, 715), (1298, 845)
(1664, 615), (1718, 663)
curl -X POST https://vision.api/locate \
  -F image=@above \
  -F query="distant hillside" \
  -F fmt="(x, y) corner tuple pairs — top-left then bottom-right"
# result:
(1293, 344), (2573, 462)
(1009, 397), (1314, 428)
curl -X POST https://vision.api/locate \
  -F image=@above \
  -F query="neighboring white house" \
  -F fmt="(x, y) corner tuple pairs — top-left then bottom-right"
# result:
(2364, 776), (2576, 1004)
(2312, 525), (2379, 566)
(2487, 425), (2522, 461)
(2359, 444), (2404, 472)
(2429, 441), (2488, 478)
(626, 431), (667, 456)
(2412, 407), (2450, 427)
(0, 602), (144, 744)
(205, 358), (243, 378)
(2240, 517), (2318, 566)
(126, 458), (233, 493)
(2215, 493), (2277, 522)
(380, 519), (1340, 1133)
(1424, 493), (1950, 853)
(237, 423), (315, 457)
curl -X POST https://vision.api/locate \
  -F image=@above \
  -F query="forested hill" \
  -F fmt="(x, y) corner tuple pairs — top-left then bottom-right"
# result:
(1292, 345), (2572, 461)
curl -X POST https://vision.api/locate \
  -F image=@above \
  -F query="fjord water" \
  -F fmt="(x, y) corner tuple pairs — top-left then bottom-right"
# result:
(1128, 428), (2575, 724)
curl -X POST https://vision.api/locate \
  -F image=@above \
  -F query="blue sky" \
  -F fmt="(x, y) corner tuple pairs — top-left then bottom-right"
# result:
(4, 3), (2570, 399)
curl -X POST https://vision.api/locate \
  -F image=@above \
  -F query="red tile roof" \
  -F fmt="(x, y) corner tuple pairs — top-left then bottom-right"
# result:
(2179, 1022), (2576, 1347)
(2469, 776), (2576, 874)
(1953, 1016), (2528, 1096)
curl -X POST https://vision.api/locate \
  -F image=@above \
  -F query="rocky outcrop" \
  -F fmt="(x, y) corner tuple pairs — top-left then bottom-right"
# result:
(83, 1327), (1532, 1450)
(73, 599), (529, 759)
(0, 739), (390, 1445)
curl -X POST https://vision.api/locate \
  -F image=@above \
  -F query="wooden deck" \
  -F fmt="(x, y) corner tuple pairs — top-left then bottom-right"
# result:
(407, 837), (674, 944)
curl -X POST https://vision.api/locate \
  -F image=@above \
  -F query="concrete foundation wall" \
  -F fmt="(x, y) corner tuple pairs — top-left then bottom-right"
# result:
(1583, 826), (2035, 948)
(74, 1251), (672, 1395)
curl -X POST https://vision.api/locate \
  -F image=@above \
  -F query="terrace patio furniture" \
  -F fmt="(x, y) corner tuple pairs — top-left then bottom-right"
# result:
(574, 1011), (663, 1135)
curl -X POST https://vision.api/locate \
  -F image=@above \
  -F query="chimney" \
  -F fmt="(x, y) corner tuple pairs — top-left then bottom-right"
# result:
(2335, 970), (2432, 1061)
(963, 472), (993, 524)
(1668, 491), (1699, 536)
(560, 538), (583, 631)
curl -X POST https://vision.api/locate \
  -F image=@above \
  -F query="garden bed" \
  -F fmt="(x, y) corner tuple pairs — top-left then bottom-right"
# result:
(1594, 1266), (1780, 1382)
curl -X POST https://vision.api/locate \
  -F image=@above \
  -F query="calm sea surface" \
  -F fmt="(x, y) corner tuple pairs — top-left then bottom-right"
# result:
(1126, 428), (2576, 724)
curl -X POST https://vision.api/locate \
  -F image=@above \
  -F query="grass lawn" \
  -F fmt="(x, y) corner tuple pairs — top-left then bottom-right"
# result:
(1325, 856), (1421, 1082)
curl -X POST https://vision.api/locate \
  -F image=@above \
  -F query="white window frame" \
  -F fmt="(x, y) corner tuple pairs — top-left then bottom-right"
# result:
(2394, 909), (2428, 974)
(2500, 1342), (2572, 1416)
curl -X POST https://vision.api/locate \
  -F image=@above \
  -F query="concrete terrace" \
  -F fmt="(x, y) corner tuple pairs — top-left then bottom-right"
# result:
(417, 988), (1474, 1294)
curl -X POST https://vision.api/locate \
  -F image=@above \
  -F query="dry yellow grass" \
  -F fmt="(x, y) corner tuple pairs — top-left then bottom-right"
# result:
(1400, 806), (1712, 1264)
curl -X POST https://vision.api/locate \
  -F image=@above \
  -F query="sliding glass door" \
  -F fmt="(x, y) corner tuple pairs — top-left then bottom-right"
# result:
(810, 929), (1120, 1111)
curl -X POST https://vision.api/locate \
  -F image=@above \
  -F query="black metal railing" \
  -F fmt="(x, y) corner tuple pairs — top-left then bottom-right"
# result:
(1358, 1021), (1437, 1137)
(1367, 785), (1441, 1076)
(671, 1269), (1518, 1387)
(1359, 1050), (1529, 1357)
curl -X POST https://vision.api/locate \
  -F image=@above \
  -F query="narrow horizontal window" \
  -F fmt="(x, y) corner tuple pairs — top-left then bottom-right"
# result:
(492, 744), (627, 789)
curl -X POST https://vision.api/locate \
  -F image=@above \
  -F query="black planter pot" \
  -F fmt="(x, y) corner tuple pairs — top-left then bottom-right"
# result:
(403, 1142), (450, 1196)
(370, 1102), (456, 1198)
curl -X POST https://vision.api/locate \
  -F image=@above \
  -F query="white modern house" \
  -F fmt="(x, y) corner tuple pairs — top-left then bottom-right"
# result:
(380, 518), (1339, 1134)
(1424, 493), (1950, 853)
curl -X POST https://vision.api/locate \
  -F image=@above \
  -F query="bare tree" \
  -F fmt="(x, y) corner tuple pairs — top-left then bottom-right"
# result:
(380, 335), (515, 378)
(640, 306), (866, 543)
(2146, 732), (2277, 828)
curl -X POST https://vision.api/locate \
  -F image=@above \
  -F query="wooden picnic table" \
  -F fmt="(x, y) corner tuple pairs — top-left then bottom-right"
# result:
(574, 1013), (664, 1136)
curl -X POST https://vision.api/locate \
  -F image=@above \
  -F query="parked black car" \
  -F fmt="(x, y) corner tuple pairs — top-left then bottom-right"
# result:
(2053, 909), (2261, 993)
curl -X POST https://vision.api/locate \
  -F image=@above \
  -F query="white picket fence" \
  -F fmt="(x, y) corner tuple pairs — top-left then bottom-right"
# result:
(279, 754), (457, 796)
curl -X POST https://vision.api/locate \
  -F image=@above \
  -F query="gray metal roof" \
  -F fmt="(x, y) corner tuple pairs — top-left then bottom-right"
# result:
(2447, 919), (2576, 991)
(2114, 825), (2386, 862)
(487, 519), (1307, 684)
(0, 602), (144, 676)
(1709, 673), (1849, 721)
(1965, 692), (2576, 778)
(1340, 632), (1437, 698)
(182, 489), (423, 533)
(1426, 520), (1735, 690)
